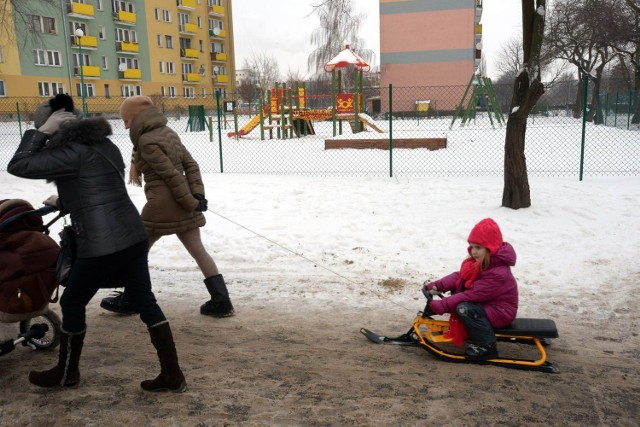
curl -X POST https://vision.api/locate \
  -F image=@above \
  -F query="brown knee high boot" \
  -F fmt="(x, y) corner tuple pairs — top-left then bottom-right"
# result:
(29, 329), (85, 388)
(141, 321), (187, 393)
(201, 274), (235, 317)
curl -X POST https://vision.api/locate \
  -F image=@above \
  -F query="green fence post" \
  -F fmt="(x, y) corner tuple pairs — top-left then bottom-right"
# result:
(215, 89), (223, 173)
(579, 75), (588, 181)
(389, 84), (393, 178)
(628, 90), (633, 131)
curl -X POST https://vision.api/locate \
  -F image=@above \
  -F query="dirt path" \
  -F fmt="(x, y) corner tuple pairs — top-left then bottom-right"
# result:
(1, 274), (638, 427)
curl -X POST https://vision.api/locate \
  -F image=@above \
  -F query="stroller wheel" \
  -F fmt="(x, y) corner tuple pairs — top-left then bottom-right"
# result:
(19, 310), (61, 350)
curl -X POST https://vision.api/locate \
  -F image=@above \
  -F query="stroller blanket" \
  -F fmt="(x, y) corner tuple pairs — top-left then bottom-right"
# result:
(0, 199), (60, 322)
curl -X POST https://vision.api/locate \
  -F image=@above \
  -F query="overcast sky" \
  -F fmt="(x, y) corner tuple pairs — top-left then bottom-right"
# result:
(231, 0), (524, 79)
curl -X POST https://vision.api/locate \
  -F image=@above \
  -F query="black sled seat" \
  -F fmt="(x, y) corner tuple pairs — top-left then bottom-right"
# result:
(495, 318), (559, 338)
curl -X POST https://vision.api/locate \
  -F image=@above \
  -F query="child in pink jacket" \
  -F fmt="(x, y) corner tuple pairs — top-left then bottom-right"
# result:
(423, 218), (518, 360)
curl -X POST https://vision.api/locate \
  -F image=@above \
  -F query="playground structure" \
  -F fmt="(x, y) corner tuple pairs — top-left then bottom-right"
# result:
(450, 73), (505, 129)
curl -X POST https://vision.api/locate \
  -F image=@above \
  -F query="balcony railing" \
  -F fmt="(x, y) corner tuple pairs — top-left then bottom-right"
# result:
(183, 73), (201, 83)
(214, 74), (229, 83)
(210, 5), (225, 16)
(72, 35), (98, 48)
(118, 41), (140, 53)
(180, 48), (199, 59)
(75, 65), (100, 77)
(120, 69), (142, 80)
(209, 29), (226, 38)
(114, 10), (137, 25)
(179, 23), (198, 34)
(69, 2), (95, 18)
(210, 52), (227, 61)
(177, 0), (196, 10)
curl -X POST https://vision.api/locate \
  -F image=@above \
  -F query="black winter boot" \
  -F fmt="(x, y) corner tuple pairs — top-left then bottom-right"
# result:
(100, 291), (138, 315)
(201, 274), (234, 317)
(141, 322), (187, 393)
(464, 342), (498, 361)
(29, 329), (85, 387)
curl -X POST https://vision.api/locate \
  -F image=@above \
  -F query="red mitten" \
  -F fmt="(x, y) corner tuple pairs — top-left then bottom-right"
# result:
(429, 299), (449, 315)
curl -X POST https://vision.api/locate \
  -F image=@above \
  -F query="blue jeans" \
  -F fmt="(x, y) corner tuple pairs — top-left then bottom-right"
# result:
(455, 302), (496, 347)
(60, 239), (166, 332)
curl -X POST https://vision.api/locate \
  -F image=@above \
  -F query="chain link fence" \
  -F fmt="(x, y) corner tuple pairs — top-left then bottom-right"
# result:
(1, 80), (638, 178)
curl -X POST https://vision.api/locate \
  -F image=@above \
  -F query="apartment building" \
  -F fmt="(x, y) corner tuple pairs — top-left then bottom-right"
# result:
(379, 0), (483, 112)
(0, 0), (235, 107)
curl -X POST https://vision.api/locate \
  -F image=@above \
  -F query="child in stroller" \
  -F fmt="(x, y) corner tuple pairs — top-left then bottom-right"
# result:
(0, 198), (62, 356)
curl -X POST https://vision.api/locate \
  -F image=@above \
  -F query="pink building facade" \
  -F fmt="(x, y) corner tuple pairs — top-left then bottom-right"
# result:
(379, 0), (483, 113)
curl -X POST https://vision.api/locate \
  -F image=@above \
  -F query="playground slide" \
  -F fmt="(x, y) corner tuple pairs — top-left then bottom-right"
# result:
(227, 114), (261, 137)
(357, 113), (384, 133)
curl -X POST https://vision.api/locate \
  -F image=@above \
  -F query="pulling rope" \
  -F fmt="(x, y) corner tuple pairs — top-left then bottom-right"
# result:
(206, 208), (414, 312)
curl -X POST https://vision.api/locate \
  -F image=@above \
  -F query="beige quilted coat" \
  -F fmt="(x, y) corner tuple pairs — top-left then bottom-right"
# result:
(129, 107), (206, 237)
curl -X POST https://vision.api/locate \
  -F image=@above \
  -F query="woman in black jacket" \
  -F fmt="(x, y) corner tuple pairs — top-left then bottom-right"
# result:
(7, 94), (186, 392)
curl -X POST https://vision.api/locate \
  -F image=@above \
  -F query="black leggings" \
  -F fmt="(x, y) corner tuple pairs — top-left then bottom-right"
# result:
(455, 302), (496, 347)
(60, 239), (166, 332)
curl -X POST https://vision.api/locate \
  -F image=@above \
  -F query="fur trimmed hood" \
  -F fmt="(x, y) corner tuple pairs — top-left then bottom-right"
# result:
(45, 117), (113, 149)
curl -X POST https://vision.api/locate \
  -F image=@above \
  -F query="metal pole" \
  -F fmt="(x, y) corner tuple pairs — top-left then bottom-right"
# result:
(77, 36), (87, 116)
(389, 84), (393, 178)
(215, 89), (223, 173)
(579, 74), (588, 181)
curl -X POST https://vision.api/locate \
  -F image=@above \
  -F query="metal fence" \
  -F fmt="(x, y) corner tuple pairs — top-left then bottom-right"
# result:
(1, 81), (638, 178)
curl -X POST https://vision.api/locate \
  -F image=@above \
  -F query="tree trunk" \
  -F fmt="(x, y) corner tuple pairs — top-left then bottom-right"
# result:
(633, 67), (640, 124)
(502, 117), (531, 208)
(574, 74), (584, 119)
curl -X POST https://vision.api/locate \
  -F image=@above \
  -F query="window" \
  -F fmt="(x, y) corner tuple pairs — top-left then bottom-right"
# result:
(101, 56), (108, 69)
(197, 16), (202, 28)
(165, 35), (173, 49)
(0, 81), (6, 97)
(96, 0), (104, 10)
(183, 87), (195, 98)
(157, 34), (163, 48)
(166, 61), (175, 74)
(168, 86), (176, 98)
(159, 61), (165, 73)
(199, 40), (203, 53)
(0, 47), (4, 63)
(210, 41), (224, 53)
(33, 49), (61, 66)
(113, 1), (135, 13)
(121, 84), (142, 97)
(202, 87), (207, 98)
(38, 82), (65, 97)
(163, 10), (171, 22)
(98, 25), (106, 40)
(104, 84), (111, 98)
(30, 15), (56, 34)
(118, 57), (139, 70)
(115, 28), (138, 43)
(76, 83), (96, 98)
(154, 7), (160, 20)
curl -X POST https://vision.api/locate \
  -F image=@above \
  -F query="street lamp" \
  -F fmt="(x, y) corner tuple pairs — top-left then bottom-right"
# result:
(75, 28), (88, 116)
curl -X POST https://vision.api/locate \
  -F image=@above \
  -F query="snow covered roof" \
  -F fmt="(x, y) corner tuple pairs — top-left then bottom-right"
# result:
(323, 45), (371, 73)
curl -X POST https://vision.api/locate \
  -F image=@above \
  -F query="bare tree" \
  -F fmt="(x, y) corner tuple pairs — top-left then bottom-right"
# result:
(495, 37), (524, 81)
(242, 53), (281, 102)
(502, 0), (546, 210)
(1, 0), (58, 49)
(307, 0), (375, 77)
(615, 0), (640, 122)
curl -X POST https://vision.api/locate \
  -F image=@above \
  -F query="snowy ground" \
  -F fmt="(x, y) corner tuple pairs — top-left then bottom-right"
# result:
(0, 118), (639, 425)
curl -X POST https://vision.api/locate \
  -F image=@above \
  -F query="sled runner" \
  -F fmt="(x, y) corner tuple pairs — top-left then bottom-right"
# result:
(361, 293), (559, 373)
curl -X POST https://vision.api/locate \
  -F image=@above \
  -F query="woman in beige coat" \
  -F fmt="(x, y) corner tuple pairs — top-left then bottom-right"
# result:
(101, 96), (234, 317)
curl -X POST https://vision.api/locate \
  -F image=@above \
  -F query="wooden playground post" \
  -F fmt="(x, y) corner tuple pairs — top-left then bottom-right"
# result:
(280, 83), (287, 140)
(288, 86), (294, 138)
(331, 70), (337, 137)
(259, 96), (265, 141)
(338, 69), (343, 135)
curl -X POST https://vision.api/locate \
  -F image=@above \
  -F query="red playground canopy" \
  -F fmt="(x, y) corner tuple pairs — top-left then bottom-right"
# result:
(323, 44), (371, 73)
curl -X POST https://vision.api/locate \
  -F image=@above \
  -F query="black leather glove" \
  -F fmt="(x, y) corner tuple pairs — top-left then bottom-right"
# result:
(194, 193), (208, 212)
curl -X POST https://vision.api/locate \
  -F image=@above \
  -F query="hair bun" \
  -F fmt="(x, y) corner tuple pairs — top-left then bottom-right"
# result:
(49, 93), (75, 112)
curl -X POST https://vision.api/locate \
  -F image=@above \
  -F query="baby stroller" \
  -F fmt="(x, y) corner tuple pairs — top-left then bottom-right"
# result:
(0, 199), (62, 357)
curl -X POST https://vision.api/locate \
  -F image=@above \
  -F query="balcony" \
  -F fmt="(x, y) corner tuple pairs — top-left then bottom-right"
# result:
(75, 65), (100, 78)
(213, 74), (229, 83)
(209, 29), (226, 38)
(183, 73), (201, 83)
(475, 23), (482, 34)
(117, 41), (139, 54)
(177, 0), (196, 11)
(179, 23), (198, 35)
(68, 2), (95, 19)
(72, 35), (98, 49)
(114, 10), (137, 26)
(120, 69), (142, 80)
(210, 52), (227, 62)
(180, 48), (199, 60)
(210, 5), (225, 16)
